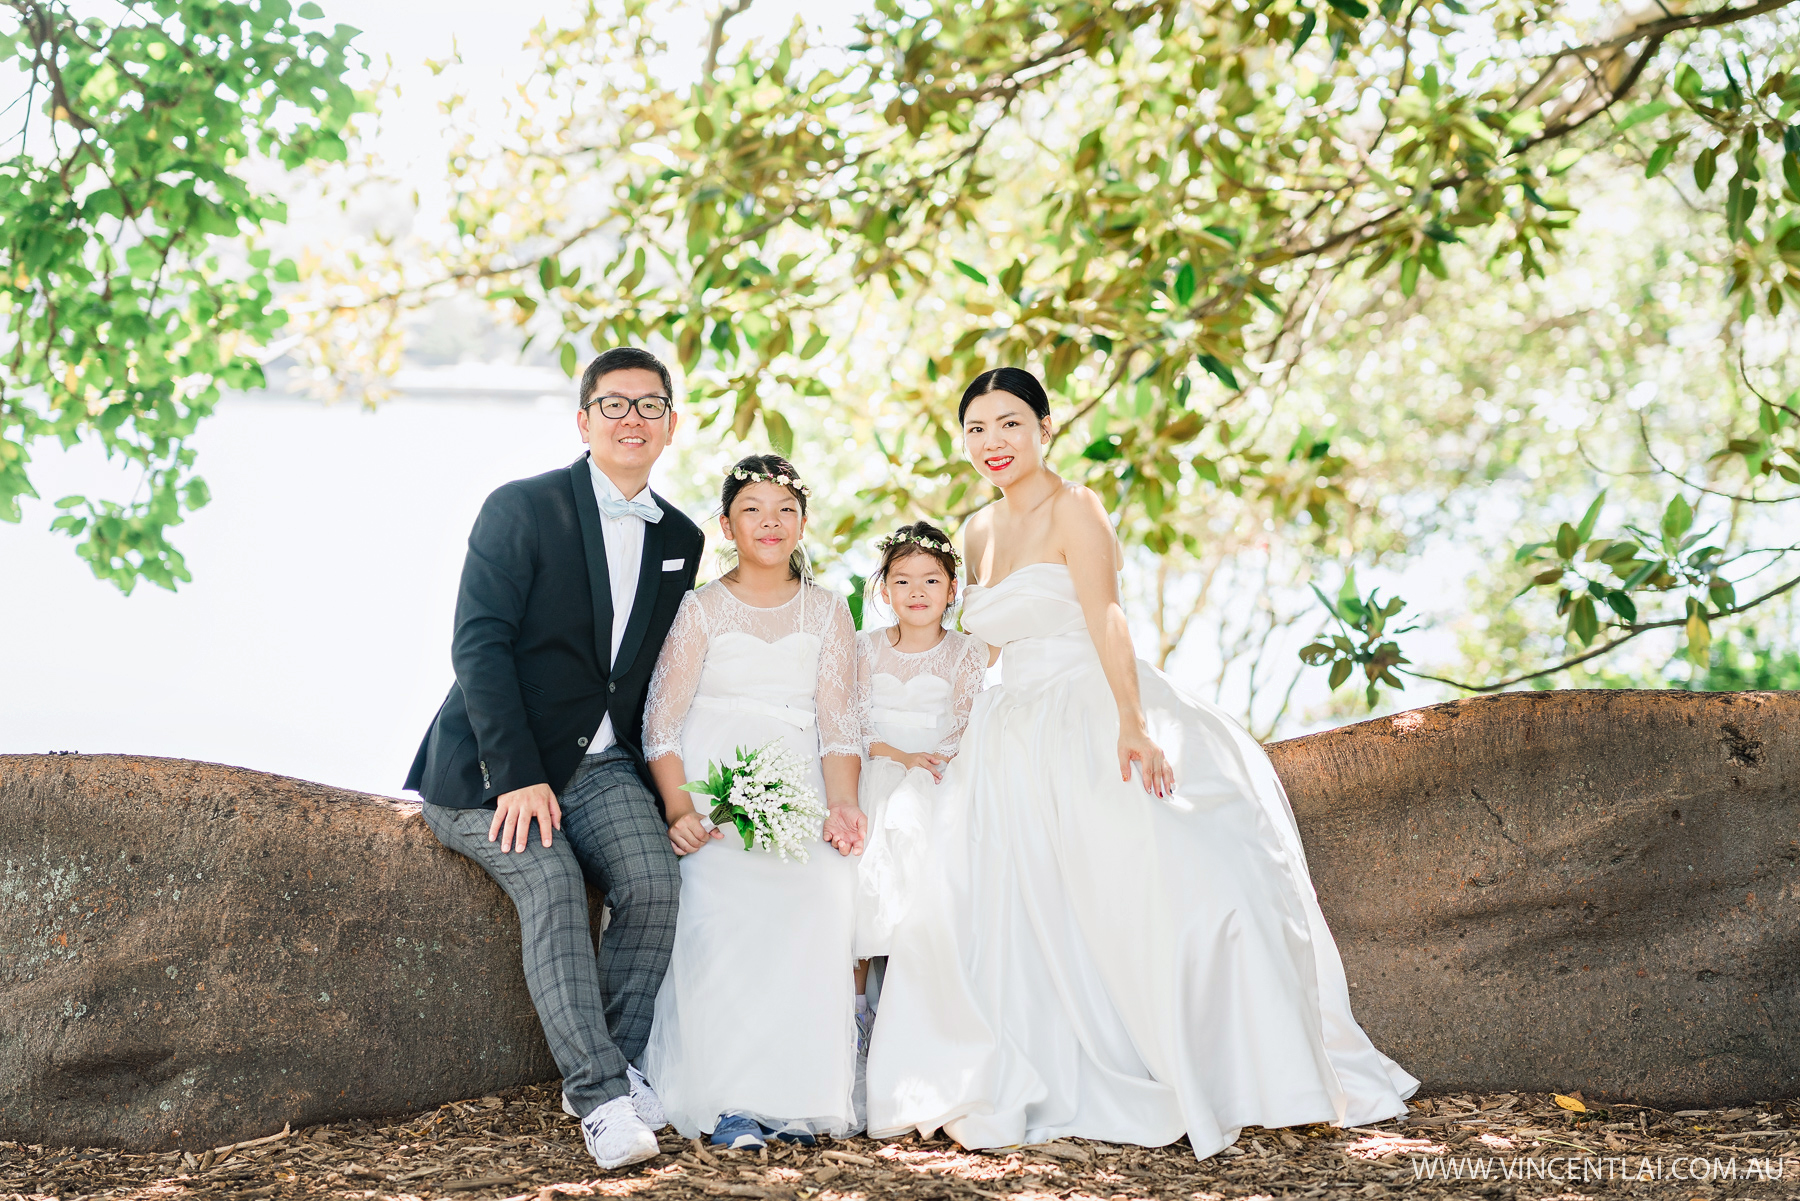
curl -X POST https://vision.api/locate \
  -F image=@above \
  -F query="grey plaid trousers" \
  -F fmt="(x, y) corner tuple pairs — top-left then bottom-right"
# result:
(423, 746), (680, 1115)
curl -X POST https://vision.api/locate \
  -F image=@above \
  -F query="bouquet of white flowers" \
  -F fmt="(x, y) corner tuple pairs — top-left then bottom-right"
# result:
(680, 738), (827, 863)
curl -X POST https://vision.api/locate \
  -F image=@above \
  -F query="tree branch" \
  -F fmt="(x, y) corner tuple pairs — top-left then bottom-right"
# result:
(1535, 0), (1799, 65)
(702, 0), (754, 88)
(1405, 571), (1800, 692)
(1635, 410), (1800, 505)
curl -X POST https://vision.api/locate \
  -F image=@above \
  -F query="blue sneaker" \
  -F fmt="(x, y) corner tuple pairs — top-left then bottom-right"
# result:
(768, 1125), (817, 1147)
(710, 1113), (766, 1151)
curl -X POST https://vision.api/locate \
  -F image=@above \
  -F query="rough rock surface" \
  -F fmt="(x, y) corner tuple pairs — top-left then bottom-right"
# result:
(0, 755), (598, 1151)
(1267, 688), (1798, 1107)
(3, 688), (1795, 1150)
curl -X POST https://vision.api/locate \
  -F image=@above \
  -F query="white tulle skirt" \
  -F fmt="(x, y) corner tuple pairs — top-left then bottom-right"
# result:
(854, 754), (945, 960)
(864, 635), (1418, 1158)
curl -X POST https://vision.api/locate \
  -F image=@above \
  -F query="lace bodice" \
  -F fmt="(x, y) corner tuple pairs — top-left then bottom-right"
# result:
(855, 627), (988, 757)
(643, 579), (861, 761)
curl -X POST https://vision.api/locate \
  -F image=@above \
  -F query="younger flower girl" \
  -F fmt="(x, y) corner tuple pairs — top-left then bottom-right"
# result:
(853, 522), (989, 1038)
(640, 454), (868, 1150)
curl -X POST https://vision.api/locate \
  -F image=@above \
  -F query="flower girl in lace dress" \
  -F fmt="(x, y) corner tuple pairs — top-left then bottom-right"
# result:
(639, 455), (868, 1149)
(853, 523), (989, 1023)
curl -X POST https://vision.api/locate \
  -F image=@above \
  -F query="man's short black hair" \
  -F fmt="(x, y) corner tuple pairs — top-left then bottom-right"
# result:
(579, 347), (674, 408)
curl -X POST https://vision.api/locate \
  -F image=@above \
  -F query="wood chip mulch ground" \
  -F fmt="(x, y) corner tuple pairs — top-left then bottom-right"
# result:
(5, 1087), (1796, 1201)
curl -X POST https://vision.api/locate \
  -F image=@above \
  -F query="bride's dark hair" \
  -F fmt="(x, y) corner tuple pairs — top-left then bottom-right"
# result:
(719, 452), (811, 580)
(958, 367), (1052, 424)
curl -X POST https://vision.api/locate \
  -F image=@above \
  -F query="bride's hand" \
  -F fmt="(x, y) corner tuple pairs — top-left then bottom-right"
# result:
(1118, 726), (1175, 799)
(822, 803), (867, 857)
(900, 750), (949, 783)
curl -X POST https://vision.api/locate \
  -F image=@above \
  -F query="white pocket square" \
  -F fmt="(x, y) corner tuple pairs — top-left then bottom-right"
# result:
(662, 558), (686, 572)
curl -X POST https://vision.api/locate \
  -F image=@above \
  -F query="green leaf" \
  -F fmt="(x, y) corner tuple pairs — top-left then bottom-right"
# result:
(1618, 100), (1673, 132)
(1646, 139), (1679, 179)
(763, 408), (795, 455)
(1196, 354), (1239, 390)
(1290, 9), (1317, 54)
(1082, 436), (1122, 462)
(559, 341), (578, 377)
(298, 2), (325, 16)
(1685, 602), (1712, 665)
(951, 259), (988, 285)
(1574, 490), (1605, 541)
(1554, 522), (1579, 560)
(799, 331), (828, 360)
(1174, 262), (1196, 305)
(1570, 595), (1599, 645)
(1694, 145), (1718, 191)
(1660, 494), (1694, 546)
(1326, 0), (1369, 17)
(1328, 659), (1353, 689)
(1672, 64), (1703, 102)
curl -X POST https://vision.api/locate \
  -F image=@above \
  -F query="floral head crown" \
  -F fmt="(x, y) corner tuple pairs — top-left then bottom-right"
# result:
(875, 529), (961, 566)
(729, 465), (811, 497)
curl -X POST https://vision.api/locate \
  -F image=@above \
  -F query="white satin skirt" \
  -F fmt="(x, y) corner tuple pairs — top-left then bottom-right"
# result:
(864, 633), (1418, 1158)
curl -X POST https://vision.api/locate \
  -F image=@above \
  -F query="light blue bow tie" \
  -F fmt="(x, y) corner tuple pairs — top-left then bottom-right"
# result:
(598, 493), (663, 523)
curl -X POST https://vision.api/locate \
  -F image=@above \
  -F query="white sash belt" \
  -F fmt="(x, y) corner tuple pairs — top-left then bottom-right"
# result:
(870, 706), (941, 729)
(690, 695), (817, 729)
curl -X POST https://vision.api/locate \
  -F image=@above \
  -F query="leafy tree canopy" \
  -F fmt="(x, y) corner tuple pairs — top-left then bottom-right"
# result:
(310, 0), (1795, 700)
(0, 0), (364, 590)
(12, 0), (1798, 709)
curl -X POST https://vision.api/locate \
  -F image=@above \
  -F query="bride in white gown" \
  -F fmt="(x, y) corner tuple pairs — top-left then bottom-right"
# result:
(865, 368), (1418, 1159)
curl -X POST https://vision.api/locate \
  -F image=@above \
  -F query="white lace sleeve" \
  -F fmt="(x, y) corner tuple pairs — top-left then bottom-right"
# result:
(854, 628), (878, 755)
(642, 591), (707, 761)
(936, 634), (988, 757)
(815, 591), (861, 759)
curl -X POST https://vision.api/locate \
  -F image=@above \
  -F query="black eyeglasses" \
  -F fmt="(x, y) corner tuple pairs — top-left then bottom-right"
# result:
(584, 393), (672, 420)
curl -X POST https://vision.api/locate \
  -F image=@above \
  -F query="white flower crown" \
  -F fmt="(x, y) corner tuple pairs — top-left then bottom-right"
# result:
(876, 529), (961, 566)
(729, 466), (811, 496)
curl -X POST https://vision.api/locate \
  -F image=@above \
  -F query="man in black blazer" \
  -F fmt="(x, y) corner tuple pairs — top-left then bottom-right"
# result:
(406, 347), (703, 1170)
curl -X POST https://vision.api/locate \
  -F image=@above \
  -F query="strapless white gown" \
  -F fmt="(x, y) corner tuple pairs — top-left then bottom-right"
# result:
(865, 564), (1417, 1158)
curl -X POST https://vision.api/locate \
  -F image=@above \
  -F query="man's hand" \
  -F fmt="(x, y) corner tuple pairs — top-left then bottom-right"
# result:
(489, 782), (562, 852)
(668, 811), (723, 856)
(823, 803), (868, 857)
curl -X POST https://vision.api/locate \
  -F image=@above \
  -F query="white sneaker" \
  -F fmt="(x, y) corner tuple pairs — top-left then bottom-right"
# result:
(564, 1067), (666, 1129)
(579, 1095), (659, 1170)
(628, 1064), (667, 1128)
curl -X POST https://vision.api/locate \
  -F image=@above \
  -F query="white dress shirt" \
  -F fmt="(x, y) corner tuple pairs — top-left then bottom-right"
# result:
(587, 459), (648, 755)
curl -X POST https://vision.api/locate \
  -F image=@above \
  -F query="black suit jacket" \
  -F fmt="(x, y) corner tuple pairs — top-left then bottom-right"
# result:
(405, 456), (704, 808)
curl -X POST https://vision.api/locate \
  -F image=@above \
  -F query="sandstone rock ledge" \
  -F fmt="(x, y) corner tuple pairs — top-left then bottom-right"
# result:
(0, 756), (597, 1151)
(1268, 688), (1798, 1109)
(2, 688), (1795, 1151)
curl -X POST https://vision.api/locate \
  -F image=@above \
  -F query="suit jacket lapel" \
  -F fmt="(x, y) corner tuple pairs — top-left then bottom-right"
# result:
(609, 493), (672, 681)
(568, 457), (615, 672)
